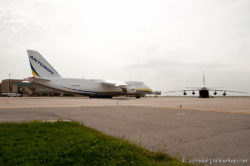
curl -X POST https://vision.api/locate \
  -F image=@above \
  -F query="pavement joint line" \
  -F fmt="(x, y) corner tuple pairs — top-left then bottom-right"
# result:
(0, 105), (250, 115)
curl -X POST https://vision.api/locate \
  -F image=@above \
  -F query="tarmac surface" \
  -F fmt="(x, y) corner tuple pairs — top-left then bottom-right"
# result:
(0, 97), (249, 165)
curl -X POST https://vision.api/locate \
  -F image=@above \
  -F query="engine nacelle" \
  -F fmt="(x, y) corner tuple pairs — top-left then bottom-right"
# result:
(192, 91), (195, 95)
(127, 87), (136, 93)
(223, 92), (227, 96)
(183, 91), (187, 96)
(121, 87), (127, 93)
(214, 91), (217, 95)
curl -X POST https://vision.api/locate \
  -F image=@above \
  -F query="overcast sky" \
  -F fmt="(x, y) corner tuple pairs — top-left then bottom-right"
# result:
(0, 0), (249, 95)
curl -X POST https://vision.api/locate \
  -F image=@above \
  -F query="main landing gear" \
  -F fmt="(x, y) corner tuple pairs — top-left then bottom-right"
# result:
(89, 95), (113, 98)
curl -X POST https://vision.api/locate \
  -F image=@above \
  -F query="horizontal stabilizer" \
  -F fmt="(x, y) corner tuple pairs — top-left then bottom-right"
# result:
(25, 77), (50, 83)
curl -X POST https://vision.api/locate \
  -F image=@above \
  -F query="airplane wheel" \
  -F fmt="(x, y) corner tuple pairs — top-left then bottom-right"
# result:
(136, 96), (140, 99)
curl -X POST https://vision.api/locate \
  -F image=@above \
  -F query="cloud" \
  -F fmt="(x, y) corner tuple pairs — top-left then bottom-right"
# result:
(0, 0), (249, 94)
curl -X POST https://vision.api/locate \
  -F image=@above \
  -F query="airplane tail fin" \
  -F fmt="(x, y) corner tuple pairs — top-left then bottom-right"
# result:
(27, 50), (61, 78)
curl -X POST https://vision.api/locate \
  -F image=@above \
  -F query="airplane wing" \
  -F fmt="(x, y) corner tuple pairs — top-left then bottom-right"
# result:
(165, 89), (199, 96)
(101, 80), (128, 92)
(210, 89), (247, 93)
(102, 80), (128, 87)
(165, 90), (197, 93)
(205, 87), (247, 93)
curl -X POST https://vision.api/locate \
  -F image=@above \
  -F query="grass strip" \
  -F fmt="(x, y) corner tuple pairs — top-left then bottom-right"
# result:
(0, 121), (192, 166)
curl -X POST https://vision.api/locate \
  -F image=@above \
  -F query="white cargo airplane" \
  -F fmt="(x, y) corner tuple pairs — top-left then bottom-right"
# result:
(26, 50), (152, 98)
(166, 72), (247, 98)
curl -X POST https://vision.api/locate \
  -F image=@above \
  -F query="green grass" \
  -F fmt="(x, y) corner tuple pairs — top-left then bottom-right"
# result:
(0, 121), (192, 166)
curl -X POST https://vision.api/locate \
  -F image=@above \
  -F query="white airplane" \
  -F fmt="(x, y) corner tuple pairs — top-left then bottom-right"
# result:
(26, 50), (153, 98)
(166, 72), (247, 98)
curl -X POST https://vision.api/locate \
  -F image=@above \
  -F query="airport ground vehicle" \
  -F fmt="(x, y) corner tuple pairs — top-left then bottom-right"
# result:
(1, 93), (22, 97)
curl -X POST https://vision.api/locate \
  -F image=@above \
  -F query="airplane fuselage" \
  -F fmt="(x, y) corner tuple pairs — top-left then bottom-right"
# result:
(28, 77), (152, 98)
(199, 89), (210, 98)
